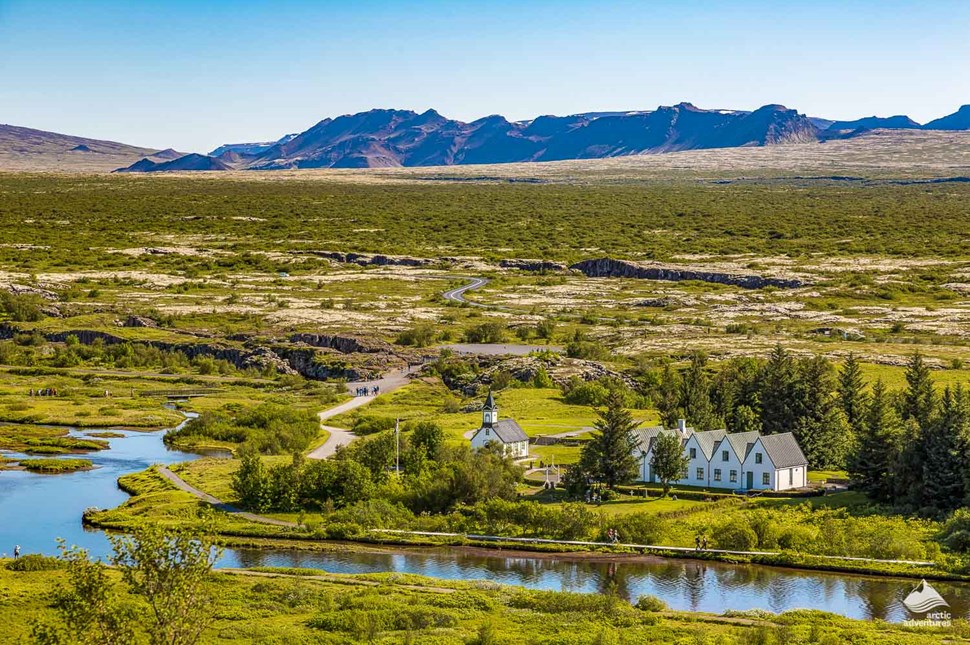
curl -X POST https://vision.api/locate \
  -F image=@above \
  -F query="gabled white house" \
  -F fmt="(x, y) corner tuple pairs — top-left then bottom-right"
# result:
(630, 420), (808, 492)
(742, 433), (808, 491)
(469, 391), (529, 458)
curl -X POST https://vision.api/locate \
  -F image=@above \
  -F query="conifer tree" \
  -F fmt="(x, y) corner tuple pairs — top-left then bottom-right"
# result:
(759, 345), (796, 435)
(679, 351), (720, 431)
(656, 362), (683, 429)
(922, 386), (969, 513)
(902, 352), (935, 428)
(894, 418), (926, 510)
(791, 355), (850, 469)
(838, 352), (868, 433)
(847, 380), (900, 502)
(581, 389), (640, 489)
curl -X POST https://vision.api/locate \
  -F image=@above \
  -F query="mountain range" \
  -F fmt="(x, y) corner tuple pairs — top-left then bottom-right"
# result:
(3, 102), (970, 173)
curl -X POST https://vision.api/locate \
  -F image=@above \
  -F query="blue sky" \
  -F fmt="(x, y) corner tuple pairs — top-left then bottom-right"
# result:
(2, 0), (969, 152)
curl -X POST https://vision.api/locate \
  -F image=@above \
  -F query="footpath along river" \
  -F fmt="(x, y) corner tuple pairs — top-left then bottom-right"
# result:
(2, 411), (969, 623)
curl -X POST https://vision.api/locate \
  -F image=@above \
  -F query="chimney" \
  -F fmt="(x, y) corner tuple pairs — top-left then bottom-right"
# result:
(677, 419), (687, 435)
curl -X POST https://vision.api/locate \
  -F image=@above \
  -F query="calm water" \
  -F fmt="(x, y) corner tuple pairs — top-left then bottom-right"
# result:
(2, 414), (969, 623)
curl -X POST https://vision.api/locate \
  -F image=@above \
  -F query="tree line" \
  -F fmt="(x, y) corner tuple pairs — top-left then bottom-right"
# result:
(231, 421), (523, 515)
(567, 348), (970, 517)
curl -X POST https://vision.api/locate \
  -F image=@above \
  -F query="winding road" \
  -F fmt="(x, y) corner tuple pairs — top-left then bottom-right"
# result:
(441, 276), (489, 306)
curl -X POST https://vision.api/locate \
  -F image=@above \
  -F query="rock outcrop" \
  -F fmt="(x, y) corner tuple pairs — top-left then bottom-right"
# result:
(288, 333), (394, 354)
(498, 259), (568, 272)
(570, 258), (807, 289)
(309, 251), (437, 268)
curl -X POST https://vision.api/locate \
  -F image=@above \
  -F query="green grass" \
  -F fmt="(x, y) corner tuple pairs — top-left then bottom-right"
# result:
(18, 457), (93, 473)
(331, 379), (653, 443)
(1, 562), (958, 644)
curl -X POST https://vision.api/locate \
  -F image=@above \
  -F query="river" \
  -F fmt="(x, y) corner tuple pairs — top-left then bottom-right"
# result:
(2, 415), (968, 623)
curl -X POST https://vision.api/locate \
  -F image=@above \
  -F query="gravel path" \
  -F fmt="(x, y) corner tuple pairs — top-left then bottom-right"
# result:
(157, 466), (297, 527)
(306, 366), (414, 460)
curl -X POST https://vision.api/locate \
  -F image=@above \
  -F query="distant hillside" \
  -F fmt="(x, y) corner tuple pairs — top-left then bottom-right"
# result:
(160, 103), (816, 173)
(826, 115), (921, 131)
(209, 133), (298, 157)
(0, 124), (166, 172)
(924, 105), (970, 130)
(115, 153), (230, 173)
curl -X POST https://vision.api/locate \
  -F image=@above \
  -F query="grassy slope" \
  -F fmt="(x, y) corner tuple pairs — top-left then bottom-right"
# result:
(1, 563), (957, 644)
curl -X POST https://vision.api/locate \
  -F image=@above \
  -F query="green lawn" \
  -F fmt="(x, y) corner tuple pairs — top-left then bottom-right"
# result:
(330, 379), (654, 444)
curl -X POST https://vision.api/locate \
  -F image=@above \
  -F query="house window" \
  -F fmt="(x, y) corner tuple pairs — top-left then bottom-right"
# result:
(721, 450), (729, 462)
(762, 472), (770, 485)
(713, 469), (722, 482)
(730, 470), (737, 483)
(755, 453), (763, 464)
(485, 428), (489, 436)
(690, 447), (697, 459)
(696, 467), (704, 480)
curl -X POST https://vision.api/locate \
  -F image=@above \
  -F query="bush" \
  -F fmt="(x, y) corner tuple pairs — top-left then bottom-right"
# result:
(463, 321), (506, 344)
(6, 554), (63, 571)
(634, 595), (666, 612)
(715, 518), (759, 550)
(351, 415), (396, 436)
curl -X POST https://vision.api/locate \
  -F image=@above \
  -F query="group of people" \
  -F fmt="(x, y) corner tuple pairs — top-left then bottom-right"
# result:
(606, 528), (621, 544)
(353, 385), (380, 397)
(695, 535), (710, 551)
(28, 388), (57, 397)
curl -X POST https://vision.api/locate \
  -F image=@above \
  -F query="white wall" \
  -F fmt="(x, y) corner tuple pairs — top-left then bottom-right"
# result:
(681, 435), (710, 487)
(709, 442), (743, 489)
(776, 465), (806, 491)
(471, 429), (528, 459)
(742, 439), (776, 491)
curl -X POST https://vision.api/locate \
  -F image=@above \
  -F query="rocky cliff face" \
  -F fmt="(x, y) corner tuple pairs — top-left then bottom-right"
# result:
(569, 258), (808, 289)
(0, 324), (400, 381)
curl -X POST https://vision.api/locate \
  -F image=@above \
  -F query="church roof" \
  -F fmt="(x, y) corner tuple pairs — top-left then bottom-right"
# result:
(477, 418), (528, 444)
(483, 389), (496, 410)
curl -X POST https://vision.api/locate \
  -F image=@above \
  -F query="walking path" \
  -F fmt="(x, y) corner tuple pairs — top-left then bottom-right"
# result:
(307, 366), (414, 459)
(157, 466), (297, 527)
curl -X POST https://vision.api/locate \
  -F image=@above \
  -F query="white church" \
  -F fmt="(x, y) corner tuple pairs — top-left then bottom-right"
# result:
(468, 391), (529, 458)
(631, 420), (809, 492)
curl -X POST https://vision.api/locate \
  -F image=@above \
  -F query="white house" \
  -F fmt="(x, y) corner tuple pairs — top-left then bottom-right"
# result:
(631, 420), (808, 492)
(469, 391), (529, 458)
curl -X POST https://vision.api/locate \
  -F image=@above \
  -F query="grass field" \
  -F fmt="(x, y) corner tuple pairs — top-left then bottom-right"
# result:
(4, 559), (961, 644)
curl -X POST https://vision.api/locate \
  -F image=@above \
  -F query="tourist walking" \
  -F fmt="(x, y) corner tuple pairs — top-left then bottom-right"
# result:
(695, 535), (701, 551)
(701, 536), (708, 551)
(13, 545), (20, 559)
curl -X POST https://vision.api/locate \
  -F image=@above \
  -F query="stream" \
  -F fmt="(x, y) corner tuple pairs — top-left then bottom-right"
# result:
(1, 410), (968, 623)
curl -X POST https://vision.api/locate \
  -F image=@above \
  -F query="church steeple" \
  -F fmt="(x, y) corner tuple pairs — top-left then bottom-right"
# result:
(482, 390), (498, 426)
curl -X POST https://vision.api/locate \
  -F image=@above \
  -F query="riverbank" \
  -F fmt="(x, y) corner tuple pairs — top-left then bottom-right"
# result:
(0, 559), (961, 643)
(83, 464), (970, 586)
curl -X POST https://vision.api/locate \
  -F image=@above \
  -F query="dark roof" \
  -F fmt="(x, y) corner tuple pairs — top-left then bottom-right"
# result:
(479, 418), (527, 444)
(759, 433), (808, 468)
(483, 390), (496, 410)
(629, 426), (683, 453)
(690, 430), (726, 459)
(721, 431), (761, 461)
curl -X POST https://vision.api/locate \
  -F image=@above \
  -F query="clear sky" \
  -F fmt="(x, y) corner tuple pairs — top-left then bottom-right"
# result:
(2, 0), (969, 153)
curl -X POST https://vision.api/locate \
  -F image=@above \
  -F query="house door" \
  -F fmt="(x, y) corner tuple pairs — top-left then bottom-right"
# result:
(746, 471), (753, 489)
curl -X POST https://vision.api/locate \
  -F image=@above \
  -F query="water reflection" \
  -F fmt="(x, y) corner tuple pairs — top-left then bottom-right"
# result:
(4, 415), (970, 623)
